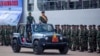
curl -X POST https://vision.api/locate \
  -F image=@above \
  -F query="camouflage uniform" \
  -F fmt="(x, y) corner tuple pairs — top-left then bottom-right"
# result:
(61, 25), (64, 34)
(71, 25), (77, 51)
(88, 25), (94, 52)
(61, 25), (68, 46)
(12, 26), (17, 33)
(79, 25), (85, 51)
(1, 26), (6, 46)
(68, 25), (72, 49)
(76, 25), (80, 50)
(39, 11), (48, 24)
(27, 12), (35, 31)
(55, 25), (61, 34)
(66, 25), (71, 49)
(10, 26), (13, 39)
(92, 25), (97, 51)
(26, 24), (32, 42)
(84, 25), (88, 51)
(0, 26), (1, 44)
(19, 25), (24, 36)
(6, 26), (11, 45)
(97, 25), (100, 53)
(27, 12), (35, 24)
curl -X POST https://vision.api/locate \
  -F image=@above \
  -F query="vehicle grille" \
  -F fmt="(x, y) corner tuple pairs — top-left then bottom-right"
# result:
(46, 36), (61, 43)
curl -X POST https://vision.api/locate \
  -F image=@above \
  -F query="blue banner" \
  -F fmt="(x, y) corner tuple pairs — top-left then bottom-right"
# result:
(0, 0), (23, 25)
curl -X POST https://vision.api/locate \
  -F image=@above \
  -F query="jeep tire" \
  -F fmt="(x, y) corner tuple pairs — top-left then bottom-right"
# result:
(11, 39), (21, 53)
(59, 46), (68, 54)
(33, 40), (43, 54)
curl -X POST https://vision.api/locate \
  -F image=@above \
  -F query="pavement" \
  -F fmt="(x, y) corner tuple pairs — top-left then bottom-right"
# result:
(0, 46), (100, 56)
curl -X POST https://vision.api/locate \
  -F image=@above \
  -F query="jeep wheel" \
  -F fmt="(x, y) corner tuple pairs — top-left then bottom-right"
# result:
(59, 46), (68, 54)
(33, 41), (43, 54)
(11, 39), (21, 53)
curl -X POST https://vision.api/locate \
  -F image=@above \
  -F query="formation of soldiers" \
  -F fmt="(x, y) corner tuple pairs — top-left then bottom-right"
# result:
(0, 25), (16, 46)
(0, 24), (100, 53)
(55, 24), (100, 53)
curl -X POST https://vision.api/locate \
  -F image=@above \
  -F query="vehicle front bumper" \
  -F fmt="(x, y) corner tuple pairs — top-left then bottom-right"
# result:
(41, 42), (68, 49)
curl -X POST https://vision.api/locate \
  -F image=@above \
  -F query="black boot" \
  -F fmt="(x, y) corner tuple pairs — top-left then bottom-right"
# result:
(94, 49), (96, 52)
(97, 49), (100, 53)
(88, 49), (93, 53)
(79, 47), (84, 52)
(72, 47), (76, 51)
(77, 47), (80, 50)
(84, 47), (88, 51)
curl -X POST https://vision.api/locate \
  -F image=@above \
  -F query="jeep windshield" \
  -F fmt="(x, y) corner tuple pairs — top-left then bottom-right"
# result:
(32, 24), (54, 32)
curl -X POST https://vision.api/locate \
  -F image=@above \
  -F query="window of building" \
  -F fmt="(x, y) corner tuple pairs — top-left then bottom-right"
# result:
(99, 0), (100, 7)
(37, 0), (68, 11)
(83, 0), (89, 9)
(69, 2), (74, 9)
(90, 0), (98, 8)
(69, 0), (80, 9)
(76, 0), (82, 9)
(97, 0), (100, 7)
(27, 0), (34, 11)
(37, 0), (100, 11)
(56, 0), (63, 10)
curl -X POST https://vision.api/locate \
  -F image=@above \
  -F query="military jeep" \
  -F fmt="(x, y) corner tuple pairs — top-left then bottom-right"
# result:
(11, 24), (68, 54)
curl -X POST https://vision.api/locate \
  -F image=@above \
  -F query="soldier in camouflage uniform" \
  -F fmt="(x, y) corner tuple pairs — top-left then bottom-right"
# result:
(27, 12), (35, 24)
(12, 26), (17, 33)
(4, 26), (8, 46)
(39, 11), (48, 24)
(55, 25), (61, 34)
(68, 25), (72, 49)
(61, 25), (64, 33)
(18, 25), (24, 36)
(1, 26), (6, 46)
(6, 25), (11, 45)
(0, 26), (3, 45)
(0, 26), (1, 45)
(92, 25), (97, 51)
(96, 25), (100, 53)
(84, 25), (88, 51)
(61, 25), (67, 37)
(66, 25), (71, 49)
(79, 25), (86, 51)
(9, 26), (13, 44)
(76, 25), (80, 50)
(88, 25), (94, 52)
(71, 25), (77, 51)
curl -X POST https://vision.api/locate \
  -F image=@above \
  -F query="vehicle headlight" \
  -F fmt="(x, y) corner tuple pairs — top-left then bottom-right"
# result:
(60, 37), (63, 40)
(45, 37), (48, 40)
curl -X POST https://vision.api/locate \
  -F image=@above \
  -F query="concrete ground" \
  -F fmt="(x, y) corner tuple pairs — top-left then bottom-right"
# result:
(0, 46), (100, 56)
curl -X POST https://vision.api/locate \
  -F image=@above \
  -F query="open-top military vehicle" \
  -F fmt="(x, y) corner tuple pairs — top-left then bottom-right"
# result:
(11, 24), (68, 54)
